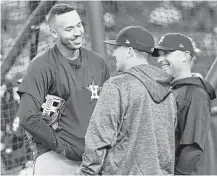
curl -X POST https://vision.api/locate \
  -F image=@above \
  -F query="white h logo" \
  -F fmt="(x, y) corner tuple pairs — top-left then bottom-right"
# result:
(86, 79), (102, 101)
(89, 85), (99, 99)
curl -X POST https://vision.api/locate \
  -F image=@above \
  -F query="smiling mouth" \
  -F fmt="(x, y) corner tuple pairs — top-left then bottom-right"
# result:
(71, 37), (82, 43)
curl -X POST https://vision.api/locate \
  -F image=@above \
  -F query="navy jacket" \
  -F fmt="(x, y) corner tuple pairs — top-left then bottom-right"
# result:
(172, 77), (216, 175)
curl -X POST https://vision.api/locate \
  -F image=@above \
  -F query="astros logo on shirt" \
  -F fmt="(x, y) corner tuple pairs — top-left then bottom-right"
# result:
(86, 78), (102, 101)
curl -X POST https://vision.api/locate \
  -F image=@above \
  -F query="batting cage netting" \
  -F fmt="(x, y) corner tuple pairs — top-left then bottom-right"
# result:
(1, 1), (217, 175)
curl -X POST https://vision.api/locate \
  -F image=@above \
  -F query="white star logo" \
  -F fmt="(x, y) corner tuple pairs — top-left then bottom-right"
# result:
(86, 79), (102, 102)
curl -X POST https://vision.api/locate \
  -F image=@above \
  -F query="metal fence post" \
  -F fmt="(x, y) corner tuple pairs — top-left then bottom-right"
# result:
(85, 1), (106, 58)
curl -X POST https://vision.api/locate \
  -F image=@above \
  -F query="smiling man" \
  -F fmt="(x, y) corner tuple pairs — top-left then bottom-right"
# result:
(79, 26), (177, 175)
(153, 33), (216, 175)
(15, 3), (110, 175)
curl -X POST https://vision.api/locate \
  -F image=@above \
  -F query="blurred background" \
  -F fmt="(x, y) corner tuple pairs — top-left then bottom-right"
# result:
(1, 1), (217, 175)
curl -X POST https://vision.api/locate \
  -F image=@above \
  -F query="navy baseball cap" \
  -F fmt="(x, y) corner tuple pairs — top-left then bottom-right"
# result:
(104, 26), (154, 54)
(152, 33), (195, 57)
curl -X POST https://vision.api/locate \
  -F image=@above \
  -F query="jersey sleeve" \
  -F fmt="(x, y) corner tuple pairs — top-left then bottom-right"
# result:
(17, 59), (53, 105)
(16, 57), (65, 155)
(16, 93), (64, 153)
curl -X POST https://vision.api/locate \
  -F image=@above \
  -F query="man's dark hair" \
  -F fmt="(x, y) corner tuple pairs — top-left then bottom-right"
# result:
(46, 3), (75, 23)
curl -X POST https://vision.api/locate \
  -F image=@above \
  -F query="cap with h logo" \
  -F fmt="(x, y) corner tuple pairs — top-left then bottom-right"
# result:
(103, 26), (154, 54)
(152, 33), (195, 57)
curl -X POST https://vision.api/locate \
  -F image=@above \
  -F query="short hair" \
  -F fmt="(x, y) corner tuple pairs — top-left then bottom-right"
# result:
(46, 3), (75, 24)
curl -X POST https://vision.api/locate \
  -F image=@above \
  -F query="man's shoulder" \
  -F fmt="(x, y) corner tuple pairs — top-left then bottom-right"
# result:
(180, 84), (208, 100)
(105, 73), (132, 87)
(174, 84), (209, 107)
(27, 46), (56, 72)
(172, 77), (208, 96)
(188, 86), (209, 102)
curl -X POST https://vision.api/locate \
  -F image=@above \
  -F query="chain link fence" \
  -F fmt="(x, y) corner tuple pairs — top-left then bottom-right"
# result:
(1, 1), (217, 175)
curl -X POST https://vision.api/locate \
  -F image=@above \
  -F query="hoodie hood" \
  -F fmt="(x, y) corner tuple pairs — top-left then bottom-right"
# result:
(124, 64), (173, 103)
(171, 77), (216, 100)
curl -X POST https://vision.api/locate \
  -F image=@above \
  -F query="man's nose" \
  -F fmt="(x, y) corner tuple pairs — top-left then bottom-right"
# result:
(157, 56), (165, 63)
(74, 27), (82, 36)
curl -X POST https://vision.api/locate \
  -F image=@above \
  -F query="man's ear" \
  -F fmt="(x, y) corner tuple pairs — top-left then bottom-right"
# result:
(181, 51), (191, 62)
(127, 47), (134, 59)
(50, 28), (58, 39)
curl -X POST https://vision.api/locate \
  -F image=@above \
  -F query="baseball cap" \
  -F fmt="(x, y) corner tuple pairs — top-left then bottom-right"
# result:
(104, 26), (154, 54)
(152, 33), (195, 57)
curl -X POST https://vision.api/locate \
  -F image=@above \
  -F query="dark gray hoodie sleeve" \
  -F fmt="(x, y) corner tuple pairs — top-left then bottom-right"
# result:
(80, 82), (127, 175)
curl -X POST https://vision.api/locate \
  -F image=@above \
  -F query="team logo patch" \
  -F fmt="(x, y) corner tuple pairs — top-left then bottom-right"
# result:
(125, 39), (130, 44)
(159, 35), (165, 44)
(86, 79), (102, 101)
(179, 44), (184, 48)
